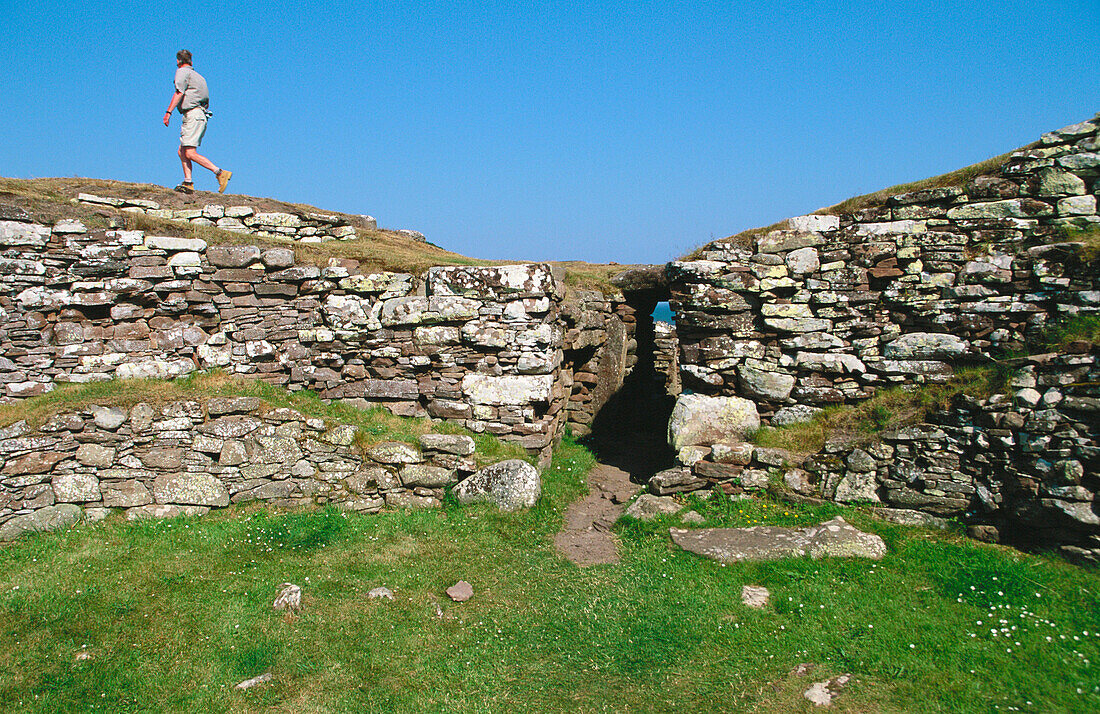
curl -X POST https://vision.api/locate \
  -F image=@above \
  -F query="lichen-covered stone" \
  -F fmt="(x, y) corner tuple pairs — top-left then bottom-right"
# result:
(461, 374), (554, 406)
(0, 504), (81, 540)
(52, 472), (101, 503)
(670, 517), (886, 562)
(668, 394), (760, 451)
(369, 441), (422, 464)
(453, 459), (541, 511)
(153, 473), (230, 507)
(400, 464), (456, 488)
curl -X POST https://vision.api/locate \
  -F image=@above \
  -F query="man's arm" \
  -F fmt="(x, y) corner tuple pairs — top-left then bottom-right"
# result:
(163, 91), (184, 126)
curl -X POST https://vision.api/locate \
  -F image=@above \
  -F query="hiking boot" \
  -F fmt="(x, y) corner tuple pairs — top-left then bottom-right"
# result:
(174, 182), (194, 194)
(217, 169), (232, 194)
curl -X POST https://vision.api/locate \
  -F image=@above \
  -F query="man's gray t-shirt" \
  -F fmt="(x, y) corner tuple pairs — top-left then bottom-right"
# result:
(174, 66), (209, 113)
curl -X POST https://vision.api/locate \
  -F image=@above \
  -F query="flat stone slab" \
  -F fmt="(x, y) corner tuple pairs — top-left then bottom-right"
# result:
(670, 516), (886, 563)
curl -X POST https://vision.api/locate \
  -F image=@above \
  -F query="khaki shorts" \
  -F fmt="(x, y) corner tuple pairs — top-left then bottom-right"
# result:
(179, 107), (208, 147)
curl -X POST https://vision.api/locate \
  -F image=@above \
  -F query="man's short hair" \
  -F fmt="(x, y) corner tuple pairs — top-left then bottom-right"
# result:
(177, 49), (192, 65)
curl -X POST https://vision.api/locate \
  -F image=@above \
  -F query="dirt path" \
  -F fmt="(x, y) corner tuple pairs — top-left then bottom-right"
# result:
(553, 461), (641, 566)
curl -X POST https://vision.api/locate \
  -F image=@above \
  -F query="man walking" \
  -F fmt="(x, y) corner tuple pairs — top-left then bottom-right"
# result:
(163, 50), (232, 194)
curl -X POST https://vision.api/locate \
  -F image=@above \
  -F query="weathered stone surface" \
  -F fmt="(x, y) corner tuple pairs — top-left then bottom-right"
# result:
(3, 451), (67, 475)
(196, 415), (263, 438)
(92, 406), (128, 431)
(741, 585), (770, 609)
(649, 467), (708, 495)
(369, 442), (422, 464)
(461, 374), (554, 406)
(207, 245), (261, 267)
(758, 231), (824, 254)
(102, 480), (153, 508)
(206, 397), (264, 416)
(883, 333), (968, 359)
(783, 468), (815, 495)
(0, 504), (81, 540)
(624, 494), (682, 520)
(946, 199), (1052, 220)
(670, 517), (886, 562)
(1029, 167), (1087, 196)
(153, 473), (230, 507)
(400, 464), (456, 488)
(446, 580), (475, 602)
(453, 459), (541, 511)
(76, 443), (115, 468)
(710, 441), (754, 465)
(787, 215), (839, 233)
(834, 472), (880, 503)
(785, 247), (821, 275)
(428, 264), (556, 299)
(418, 433), (476, 455)
(385, 492), (441, 509)
(738, 364), (796, 401)
(345, 466), (388, 494)
(145, 235), (207, 252)
(668, 394), (761, 451)
(772, 405), (822, 427)
(875, 508), (948, 529)
(52, 473), (101, 502)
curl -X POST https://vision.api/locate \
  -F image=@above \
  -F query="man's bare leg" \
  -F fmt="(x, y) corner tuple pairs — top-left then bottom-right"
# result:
(178, 145), (194, 183)
(182, 146), (220, 177)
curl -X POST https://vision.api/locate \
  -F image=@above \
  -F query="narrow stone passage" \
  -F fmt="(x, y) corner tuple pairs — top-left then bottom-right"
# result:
(553, 461), (640, 566)
(555, 303), (678, 566)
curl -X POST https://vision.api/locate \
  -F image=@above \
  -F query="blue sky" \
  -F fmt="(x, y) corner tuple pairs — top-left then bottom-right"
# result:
(2, 1), (1096, 264)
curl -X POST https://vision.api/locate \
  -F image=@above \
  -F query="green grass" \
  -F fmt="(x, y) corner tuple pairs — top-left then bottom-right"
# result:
(752, 366), (1006, 454)
(1035, 315), (1100, 352)
(1, 436), (1098, 713)
(1059, 225), (1100, 264)
(0, 373), (529, 467)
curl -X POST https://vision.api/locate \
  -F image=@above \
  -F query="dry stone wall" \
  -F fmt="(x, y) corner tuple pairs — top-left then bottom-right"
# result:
(559, 290), (637, 438)
(76, 193), (387, 242)
(0, 217), (566, 460)
(662, 112), (1100, 559)
(670, 113), (1099, 417)
(660, 349), (1099, 560)
(0, 395), (526, 539)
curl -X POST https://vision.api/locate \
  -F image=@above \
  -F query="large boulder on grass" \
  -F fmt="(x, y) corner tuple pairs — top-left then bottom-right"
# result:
(453, 459), (540, 511)
(668, 394), (760, 451)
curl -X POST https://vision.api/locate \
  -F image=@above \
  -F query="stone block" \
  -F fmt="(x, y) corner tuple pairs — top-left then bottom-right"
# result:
(152, 473), (230, 507)
(668, 394), (760, 451)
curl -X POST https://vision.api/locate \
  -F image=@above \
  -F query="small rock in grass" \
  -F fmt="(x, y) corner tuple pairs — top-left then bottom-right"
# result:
(681, 511), (705, 525)
(235, 672), (273, 690)
(368, 586), (394, 600)
(273, 583), (301, 612)
(741, 585), (770, 609)
(446, 580), (474, 602)
(625, 493), (682, 521)
(804, 674), (850, 707)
